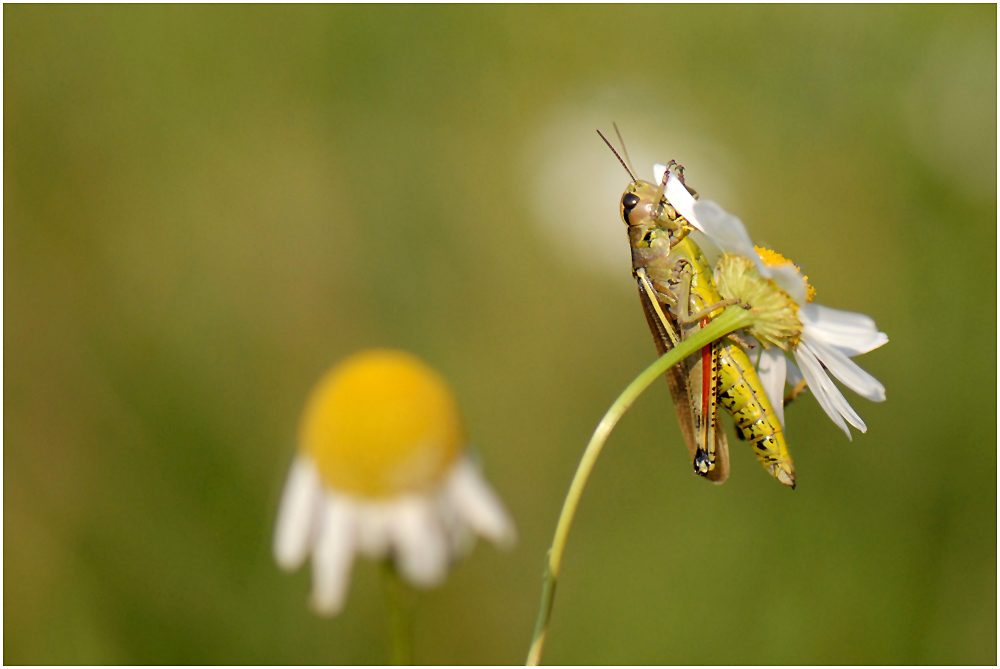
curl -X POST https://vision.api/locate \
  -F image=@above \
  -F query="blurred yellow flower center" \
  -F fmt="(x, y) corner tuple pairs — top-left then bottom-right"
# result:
(755, 246), (816, 302)
(299, 350), (463, 498)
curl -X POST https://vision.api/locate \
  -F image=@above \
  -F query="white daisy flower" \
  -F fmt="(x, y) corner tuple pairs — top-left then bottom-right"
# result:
(655, 163), (888, 439)
(273, 349), (516, 616)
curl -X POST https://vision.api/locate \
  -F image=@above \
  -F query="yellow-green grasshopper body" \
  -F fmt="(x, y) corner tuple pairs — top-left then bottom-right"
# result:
(619, 168), (796, 488)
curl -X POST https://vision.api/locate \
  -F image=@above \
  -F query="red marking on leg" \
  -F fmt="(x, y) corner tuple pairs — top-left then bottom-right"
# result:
(701, 319), (712, 419)
(701, 344), (711, 411)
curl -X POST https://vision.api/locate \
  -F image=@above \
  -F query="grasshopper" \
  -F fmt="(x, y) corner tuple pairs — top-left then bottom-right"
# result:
(601, 132), (795, 488)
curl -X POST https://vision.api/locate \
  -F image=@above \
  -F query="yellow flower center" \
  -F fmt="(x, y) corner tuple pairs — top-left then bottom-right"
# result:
(755, 246), (816, 302)
(714, 253), (803, 350)
(299, 349), (463, 498)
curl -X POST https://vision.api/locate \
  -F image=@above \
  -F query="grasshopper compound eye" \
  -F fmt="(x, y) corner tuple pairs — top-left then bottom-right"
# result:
(621, 192), (640, 224)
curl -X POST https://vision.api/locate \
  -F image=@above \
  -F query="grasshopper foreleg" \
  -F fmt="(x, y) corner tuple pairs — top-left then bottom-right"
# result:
(636, 268), (681, 347)
(664, 160), (699, 199)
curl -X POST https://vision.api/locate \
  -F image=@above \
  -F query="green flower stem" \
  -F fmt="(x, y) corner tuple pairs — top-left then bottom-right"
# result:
(526, 306), (752, 666)
(381, 561), (414, 665)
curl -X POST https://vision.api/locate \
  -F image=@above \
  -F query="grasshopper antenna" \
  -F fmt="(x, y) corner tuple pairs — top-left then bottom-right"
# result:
(597, 128), (636, 182)
(612, 122), (637, 178)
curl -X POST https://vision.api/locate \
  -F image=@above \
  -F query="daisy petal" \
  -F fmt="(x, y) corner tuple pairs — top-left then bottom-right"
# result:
(692, 200), (770, 277)
(273, 456), (321, 571)
(802, 330), (886, 402)
(793, 346), (851, 439)
(354, 502), (394, 559)
(664, 172), (698, 224)
(310, 494), (357, 616)
(391, 498), (449, 588)
(449, 458), (517, 549)
(434, 494), (475, 557)
(800, 341), (869, 433)
(800, 303), (876, 331)
(786, 357), (804, 386)
(835, 332), (889, 357)
(653, 163), (668, 188)
(769, 263), (808, 306)
(758, 347), (788, 428)
(799, 304), (888, 355)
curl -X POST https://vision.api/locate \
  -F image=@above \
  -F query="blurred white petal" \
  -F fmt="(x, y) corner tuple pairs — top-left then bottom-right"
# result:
(802, 330), (886, 402)
(435, 494), (474, 557)
(448, 458), (518, 550)
(391, 498), (449, 588)
(273, 456), (321, 571)
(274, 454), (517, 611)
(310, 495), (357, 616)
(758, 347), (788, 428)
(354, 502), (394, 559)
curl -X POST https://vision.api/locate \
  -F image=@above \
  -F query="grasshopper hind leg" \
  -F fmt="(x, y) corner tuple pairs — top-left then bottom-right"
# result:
(702, 421), (729, 484)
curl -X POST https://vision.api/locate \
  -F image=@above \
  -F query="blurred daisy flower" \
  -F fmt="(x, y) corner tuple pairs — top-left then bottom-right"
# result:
(656, 163), (887, 438)
(273, 349), (516, 615)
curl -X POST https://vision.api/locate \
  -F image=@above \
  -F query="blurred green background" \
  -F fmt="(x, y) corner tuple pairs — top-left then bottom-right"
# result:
(5, 5), (996, 665)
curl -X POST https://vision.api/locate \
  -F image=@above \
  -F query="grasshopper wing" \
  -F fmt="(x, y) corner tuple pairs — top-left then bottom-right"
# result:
(637, 284), (730, 484)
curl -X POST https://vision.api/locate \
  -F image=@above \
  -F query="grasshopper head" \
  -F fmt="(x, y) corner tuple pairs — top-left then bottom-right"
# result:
(620, 180), (690, 241)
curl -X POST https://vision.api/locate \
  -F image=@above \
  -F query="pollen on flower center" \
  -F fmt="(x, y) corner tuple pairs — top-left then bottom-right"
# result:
(755, 246), (816, 303)
(299, 349), (463, 498)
